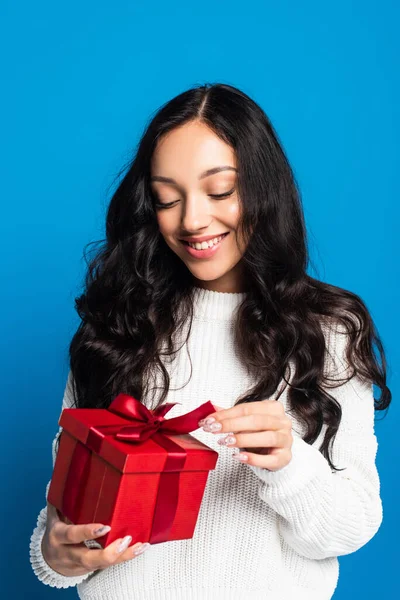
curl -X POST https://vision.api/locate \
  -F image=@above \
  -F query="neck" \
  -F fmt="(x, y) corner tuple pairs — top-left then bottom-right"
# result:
(191, 285), (246, 321)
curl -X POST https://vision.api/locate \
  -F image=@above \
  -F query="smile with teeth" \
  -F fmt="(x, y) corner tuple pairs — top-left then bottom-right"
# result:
(185, 233), (227, 250)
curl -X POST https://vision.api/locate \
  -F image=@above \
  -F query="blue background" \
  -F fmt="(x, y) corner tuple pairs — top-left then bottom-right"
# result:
(1, 1), (398, 597)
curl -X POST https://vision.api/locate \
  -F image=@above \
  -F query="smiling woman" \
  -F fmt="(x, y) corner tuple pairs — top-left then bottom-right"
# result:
(150, 122), (247, 291)
(29, 82), (391, 600)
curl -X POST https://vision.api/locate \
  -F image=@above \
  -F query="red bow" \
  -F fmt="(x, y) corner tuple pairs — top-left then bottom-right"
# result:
(107, 392), (215, 443)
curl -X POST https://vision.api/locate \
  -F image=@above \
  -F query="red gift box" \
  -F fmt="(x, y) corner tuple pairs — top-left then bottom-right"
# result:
(48, 393), (219, 548)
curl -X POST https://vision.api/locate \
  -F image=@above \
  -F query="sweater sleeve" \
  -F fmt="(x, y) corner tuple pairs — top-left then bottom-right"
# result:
(248, 320), (383, 560)
(29, 370), (96, 588)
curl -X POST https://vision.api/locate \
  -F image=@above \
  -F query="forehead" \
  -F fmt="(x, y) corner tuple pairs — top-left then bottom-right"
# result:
(150, 121), (237, 178)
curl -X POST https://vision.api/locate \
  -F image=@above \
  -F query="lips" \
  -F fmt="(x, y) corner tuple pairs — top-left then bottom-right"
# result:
(181, 232), (229, 246)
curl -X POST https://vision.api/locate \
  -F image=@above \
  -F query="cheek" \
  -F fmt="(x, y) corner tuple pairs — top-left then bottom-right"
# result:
(222, 203), (242, 246)
(225, 203), (248, 252)
(224, 200), (241, 224)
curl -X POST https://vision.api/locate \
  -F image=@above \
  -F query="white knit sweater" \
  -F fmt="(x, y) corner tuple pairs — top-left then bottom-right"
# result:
(29, 287), (383, 600)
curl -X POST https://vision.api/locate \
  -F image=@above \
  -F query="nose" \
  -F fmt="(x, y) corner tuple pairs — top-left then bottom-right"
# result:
(180, 194), (211, 232)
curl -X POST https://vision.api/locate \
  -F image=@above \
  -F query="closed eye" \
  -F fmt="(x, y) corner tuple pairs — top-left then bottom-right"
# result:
(210, 188), (235, 199)
(154, 188), (235, 209)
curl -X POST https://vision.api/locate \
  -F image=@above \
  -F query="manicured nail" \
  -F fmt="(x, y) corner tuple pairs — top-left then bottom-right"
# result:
(232, 453), (248, 462)
(133, 542), (151, 556)
(93, 525), (111, 535)
(198, 419), (205, 427)
(209, 422), (222, 432)
(203, 417), (216, 426)
(218, 435), (236, 446)
(117, 535), (132, 553)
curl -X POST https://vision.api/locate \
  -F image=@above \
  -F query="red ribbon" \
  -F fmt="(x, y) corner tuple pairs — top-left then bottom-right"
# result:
(62, 393), (216, 544)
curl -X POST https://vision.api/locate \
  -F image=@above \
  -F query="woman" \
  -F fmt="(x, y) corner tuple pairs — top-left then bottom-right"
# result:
(30, 83), (391, 599)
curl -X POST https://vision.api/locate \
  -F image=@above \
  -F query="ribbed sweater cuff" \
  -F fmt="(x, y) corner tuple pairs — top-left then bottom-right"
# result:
(29, 506), (94, 589)
(248, 434), (331, 495)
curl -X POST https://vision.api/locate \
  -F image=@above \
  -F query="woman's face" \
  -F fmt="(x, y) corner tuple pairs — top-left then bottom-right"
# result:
(150, 120), (248, 293)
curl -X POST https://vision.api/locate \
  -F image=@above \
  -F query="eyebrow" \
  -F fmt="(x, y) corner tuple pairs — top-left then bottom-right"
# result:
(150, 165), (238, 184)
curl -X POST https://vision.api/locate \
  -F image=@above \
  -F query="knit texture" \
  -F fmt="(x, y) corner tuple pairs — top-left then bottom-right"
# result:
(29, 286), (383, 599)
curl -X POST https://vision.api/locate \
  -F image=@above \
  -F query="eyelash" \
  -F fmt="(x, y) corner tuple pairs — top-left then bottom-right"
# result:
(154, 188), (235, 209)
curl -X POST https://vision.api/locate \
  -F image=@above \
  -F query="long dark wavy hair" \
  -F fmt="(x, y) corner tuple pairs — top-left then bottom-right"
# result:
(67, 82), (391, 471)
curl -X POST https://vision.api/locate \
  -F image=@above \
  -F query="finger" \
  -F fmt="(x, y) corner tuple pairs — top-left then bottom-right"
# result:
(78, 537), (148, 571)
(235, 447), (292, 471)
(219, 430), (291, 449)
(114, 540), (150, 563)
(205, 400), (286, 423)
(53, 521), (112, 545)
(208, 413), (288, 435)
(199, 405), (224, 424)
(198, 405), (224, 427)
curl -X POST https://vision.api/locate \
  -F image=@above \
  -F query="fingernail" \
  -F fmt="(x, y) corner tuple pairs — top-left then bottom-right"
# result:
(198, 419), (205, 427)
(209, 422), (222, 432)
(117, 535), (132, 553)
(133, 542), (151, 556)
(218, 435), (236, 446)
(232, 453), (248, 461)
(93, 525), (111, 535)
(203, 417), (216, 426)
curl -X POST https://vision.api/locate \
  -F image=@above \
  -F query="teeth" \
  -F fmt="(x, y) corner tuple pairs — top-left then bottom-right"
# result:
(188, 234), (225, 250)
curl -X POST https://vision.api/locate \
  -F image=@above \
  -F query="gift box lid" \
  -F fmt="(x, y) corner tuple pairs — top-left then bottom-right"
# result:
(59, 402), (219, 474)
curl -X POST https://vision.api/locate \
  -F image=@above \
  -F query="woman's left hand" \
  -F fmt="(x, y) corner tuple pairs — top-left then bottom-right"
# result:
(198, 401), (293, 471)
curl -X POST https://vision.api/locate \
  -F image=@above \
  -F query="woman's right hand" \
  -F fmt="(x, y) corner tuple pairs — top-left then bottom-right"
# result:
(41, 501), (150, 577)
